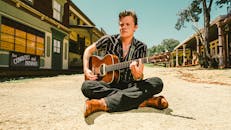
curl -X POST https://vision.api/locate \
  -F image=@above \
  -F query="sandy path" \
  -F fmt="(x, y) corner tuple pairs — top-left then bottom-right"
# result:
(0, 66), (231, 130)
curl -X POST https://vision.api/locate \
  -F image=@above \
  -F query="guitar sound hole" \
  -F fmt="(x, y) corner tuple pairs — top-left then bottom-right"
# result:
(99, 64), (106, 76)
(100, 66), (103, 75)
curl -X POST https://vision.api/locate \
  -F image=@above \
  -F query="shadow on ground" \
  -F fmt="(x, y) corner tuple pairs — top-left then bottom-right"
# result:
(85, 107), (196, 125)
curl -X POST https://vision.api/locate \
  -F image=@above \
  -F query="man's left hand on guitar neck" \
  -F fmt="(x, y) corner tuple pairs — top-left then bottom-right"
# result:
(129, 59), (144, 81)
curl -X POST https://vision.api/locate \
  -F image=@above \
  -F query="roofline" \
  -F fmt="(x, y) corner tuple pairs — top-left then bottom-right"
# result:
(70, 25), (94, 28)
(174, 33), (196, 50)
(69, 0), (95, 26)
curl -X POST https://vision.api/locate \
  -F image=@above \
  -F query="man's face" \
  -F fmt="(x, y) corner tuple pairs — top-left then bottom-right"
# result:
(119, 16), (138, 39)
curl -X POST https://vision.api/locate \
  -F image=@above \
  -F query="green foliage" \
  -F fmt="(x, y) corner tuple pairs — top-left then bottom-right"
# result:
(175, 0), (229, 30)
(216, 0), (230, 8)
(160, 39), (180, 52)
(175, 0), (202, 30)
(148, 38), (180, 55)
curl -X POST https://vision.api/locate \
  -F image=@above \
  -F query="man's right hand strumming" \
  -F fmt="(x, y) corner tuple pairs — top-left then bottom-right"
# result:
(84, 69), (98, 81)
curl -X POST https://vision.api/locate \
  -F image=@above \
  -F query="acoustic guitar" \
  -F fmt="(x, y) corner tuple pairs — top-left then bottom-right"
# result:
(85, 54), (169, 84)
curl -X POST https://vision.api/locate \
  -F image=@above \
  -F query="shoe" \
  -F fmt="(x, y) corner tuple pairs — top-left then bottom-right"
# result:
(84, 99), (108, 117)
(139, 96), (168, 110)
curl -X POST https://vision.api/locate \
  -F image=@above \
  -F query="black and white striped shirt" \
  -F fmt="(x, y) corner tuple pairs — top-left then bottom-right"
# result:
(95, 34), (147, 82)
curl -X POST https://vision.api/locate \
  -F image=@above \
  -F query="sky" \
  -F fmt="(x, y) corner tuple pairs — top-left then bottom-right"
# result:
(73, 0), (228, 48)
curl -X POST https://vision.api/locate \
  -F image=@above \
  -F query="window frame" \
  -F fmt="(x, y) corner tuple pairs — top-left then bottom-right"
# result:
(53, 0), (61, 21)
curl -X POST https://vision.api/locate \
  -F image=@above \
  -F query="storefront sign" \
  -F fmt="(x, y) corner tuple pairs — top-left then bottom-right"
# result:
(10, 52), (39, 68)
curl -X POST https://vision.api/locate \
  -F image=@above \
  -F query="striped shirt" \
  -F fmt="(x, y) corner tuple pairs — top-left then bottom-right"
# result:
(95, 34), (147, 82)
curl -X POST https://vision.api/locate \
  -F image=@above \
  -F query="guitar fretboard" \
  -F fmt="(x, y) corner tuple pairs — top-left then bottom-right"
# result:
(105, 56), (168, 72)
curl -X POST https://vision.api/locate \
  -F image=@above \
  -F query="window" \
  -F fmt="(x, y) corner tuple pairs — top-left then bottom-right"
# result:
(27, 33), (36, 54)
(53, 39), (61, 54)
(53, 0), (61, 21)
(15, 29), (26, 53)
(0, 24), (14, 51)
(0, 24), (44, 56)
(77, 18), (80, 25)
(36, 36), (44, 55)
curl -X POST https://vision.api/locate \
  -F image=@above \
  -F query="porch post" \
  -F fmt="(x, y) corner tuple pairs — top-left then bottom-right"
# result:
(171, 54), (174, 67)
(216, 22), (225, 68)
(183, 44), (186, 66)
(196, 35), (200, 54)
(176, 49), (179, 67)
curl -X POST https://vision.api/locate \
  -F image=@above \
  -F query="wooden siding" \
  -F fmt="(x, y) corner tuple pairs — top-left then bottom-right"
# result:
(34, 0), (53, 18)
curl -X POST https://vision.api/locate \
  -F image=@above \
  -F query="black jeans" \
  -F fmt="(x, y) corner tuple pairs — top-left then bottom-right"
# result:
(81, 77), (163, 112)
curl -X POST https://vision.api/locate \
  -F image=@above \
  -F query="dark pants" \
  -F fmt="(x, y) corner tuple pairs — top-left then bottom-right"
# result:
(81, 77), (163, 112)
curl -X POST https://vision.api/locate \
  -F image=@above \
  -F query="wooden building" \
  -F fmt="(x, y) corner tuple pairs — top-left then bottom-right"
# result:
(64, 0), (106, 69)
(0, 0), (105, 74)
(0, 0), (70, 71)
(171, 14), (231, 68)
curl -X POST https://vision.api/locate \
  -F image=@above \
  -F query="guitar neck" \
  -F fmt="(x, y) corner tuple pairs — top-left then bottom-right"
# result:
(110, 57), (148, 70)
(106, 56), (166, 72)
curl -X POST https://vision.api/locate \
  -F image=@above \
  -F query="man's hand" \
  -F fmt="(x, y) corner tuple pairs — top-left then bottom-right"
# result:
(85, 69), (98, 81)
(129, 59), (144, 80)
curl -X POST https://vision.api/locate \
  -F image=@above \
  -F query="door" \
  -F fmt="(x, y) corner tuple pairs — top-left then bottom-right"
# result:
(52, 38), (62, 70)
(78, 36), (85, 59)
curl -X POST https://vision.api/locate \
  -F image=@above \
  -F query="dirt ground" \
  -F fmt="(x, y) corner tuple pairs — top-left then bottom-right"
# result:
(0, 66), (231, 130)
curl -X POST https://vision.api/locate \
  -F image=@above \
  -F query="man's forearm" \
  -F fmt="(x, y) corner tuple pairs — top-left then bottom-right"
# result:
(83, 43), (97, 73)
(83, 48), (91, 73)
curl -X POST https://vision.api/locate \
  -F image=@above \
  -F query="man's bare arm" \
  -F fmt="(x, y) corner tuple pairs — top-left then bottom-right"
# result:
(83, 43), (98, 80)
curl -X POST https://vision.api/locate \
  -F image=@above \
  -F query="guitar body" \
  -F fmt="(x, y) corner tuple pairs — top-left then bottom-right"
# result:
(85, 54), (120, 84)
(85, 53), (170, 84)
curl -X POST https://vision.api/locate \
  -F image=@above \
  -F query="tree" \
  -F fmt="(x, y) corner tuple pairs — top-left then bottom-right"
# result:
(175, 0), (230, 68)
(148, 38), (180, 56)
(160, 39), (180, 52)
(148, 45), (157, 56)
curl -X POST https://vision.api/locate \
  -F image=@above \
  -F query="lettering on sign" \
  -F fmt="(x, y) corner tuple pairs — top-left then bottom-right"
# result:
(10, 52), (39, 68)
